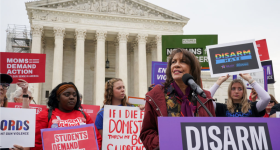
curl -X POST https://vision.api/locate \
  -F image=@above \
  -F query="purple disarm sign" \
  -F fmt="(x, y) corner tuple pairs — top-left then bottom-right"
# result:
(158, 117), (280, 150)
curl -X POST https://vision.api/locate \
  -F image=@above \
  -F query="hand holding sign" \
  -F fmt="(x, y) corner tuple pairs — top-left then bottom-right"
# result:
(17, 79), (29, 94)
(239, 73), (253, 82)
(216, 74), (230, 85)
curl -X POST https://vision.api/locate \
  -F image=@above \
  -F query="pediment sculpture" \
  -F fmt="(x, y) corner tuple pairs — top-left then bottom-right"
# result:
(45, 0), (174, 20)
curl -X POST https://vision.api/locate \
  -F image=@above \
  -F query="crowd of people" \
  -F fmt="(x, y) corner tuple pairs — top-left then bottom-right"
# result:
(1, 48), (279, 150)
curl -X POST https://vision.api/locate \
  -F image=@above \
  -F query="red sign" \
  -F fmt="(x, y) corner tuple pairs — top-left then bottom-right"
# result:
(81, 104), (100, 123)
(41, 124), (98, 150)
(0, 52), (46, 83)
(256, 39), (270, 61)
(8, 102), (47, 115)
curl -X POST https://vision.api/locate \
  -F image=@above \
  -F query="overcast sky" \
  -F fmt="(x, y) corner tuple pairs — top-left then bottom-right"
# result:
(1, 0), (280, 98)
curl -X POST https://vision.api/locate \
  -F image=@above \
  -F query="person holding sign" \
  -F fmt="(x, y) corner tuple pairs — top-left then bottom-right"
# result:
(95, 78), (135, 137)
(210, 74), (270, 117)
(30, 82), (102, 150)
(140, 49), (216, 150)
(11, 87), (34, 104)
(1, 74), (29, 108)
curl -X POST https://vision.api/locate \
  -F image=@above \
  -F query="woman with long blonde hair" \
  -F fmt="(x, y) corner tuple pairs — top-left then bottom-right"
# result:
(95, 78), (135, 137)
(210, 73), (270, 117)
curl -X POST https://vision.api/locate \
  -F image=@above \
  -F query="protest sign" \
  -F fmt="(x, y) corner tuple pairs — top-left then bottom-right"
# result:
(0, 52), (46, 83)
(8, 102), (47, 115)
(80, 104), (100, 123)
(41, 124), (99, 150)
(128, 96), (146, 107)
(102, 105), (145, 150)
(0, 108), (36, 148)
(158, 117), (280, 150)
(232, 68), (268, 91)
(162, 35), (218, 70)
(151, 61), (167, 85)
(256, 39), (270, 61)
(206, 40), (262, 77)
(277, 112), (280, 118)
(261, 60), (275, 84)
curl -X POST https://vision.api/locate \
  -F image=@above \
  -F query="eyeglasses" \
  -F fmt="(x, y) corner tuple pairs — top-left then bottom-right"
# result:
(0, 83), (10, 90)
(269, 101), (275, 104)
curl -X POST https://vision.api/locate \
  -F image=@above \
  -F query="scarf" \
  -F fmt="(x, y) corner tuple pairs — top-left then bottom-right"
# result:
(172, 81), (196, 117)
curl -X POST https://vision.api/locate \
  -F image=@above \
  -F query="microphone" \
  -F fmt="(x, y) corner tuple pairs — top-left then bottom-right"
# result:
(182, 74), (206, 98)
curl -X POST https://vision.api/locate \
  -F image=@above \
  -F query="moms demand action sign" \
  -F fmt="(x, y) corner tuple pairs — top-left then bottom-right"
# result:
(102, 105), (145, 150)
(158, 117), (280, 150)
(0, 52), (46, 83)
(41, 124), (99, 150)
(206, 40), (262, 77)
(8, 102), (47, 115)
(0, 108), (36, 148)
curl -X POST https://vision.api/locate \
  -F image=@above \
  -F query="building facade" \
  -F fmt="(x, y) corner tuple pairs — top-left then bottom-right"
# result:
(25, 0), (189, 106)
(23, 0), (275, 106)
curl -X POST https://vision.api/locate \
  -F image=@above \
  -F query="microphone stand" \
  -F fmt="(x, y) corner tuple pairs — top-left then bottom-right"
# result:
(192, 92), (213, 117)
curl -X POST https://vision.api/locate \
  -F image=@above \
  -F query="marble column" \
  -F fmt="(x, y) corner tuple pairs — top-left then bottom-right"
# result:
(31, 25), (43, 104)
(128, 44), (134, 97)
(117, 32), (129, 93)
(146, 45), (152, 87)
(150, 41), (157, 62)
(74, 28), (86, 103)
(114, 39), (119, 78)
(156, 35), (162, 61)
(92, 40), (97, 104)
(133, 41), (139, 97)
(52, 27), (65, 89)
(94, 30), (107, 106)
(136, 33), (148, 98)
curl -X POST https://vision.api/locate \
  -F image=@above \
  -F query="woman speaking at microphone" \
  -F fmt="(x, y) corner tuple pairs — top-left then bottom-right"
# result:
(140, 49), (216, 150)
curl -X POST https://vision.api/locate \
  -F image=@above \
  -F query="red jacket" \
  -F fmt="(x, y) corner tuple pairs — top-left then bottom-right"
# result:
(140, 85), (216, 150)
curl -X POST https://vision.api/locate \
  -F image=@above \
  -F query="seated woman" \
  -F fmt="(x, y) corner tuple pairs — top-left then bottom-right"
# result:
(263, 94), (278, 117)
(95, 78), (135, 137)
(30, 82), (102, 150)
(140, 48), (216, 150)
(210, 74), (270, 117)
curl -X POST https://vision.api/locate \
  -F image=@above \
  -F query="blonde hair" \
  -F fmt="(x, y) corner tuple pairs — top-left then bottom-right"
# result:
(103, 78), (131, 107)
(227, 79), (251, 114)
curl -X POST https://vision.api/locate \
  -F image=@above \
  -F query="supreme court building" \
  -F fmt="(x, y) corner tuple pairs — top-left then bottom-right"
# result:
(24, 0), (275, 106)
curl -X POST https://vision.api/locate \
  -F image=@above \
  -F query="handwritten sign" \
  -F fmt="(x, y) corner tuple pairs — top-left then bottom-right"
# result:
(102, 105), (145, 150)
